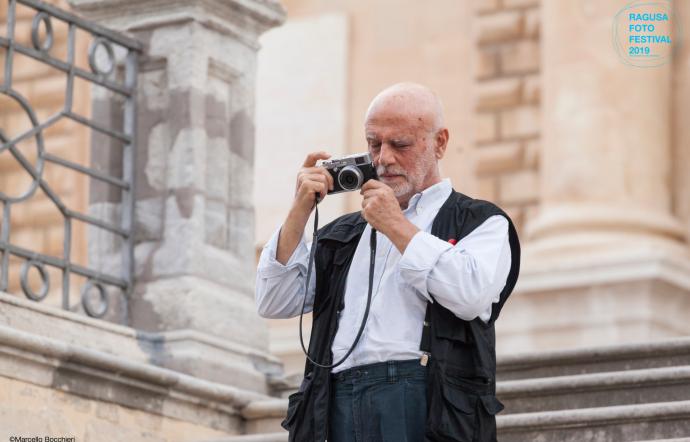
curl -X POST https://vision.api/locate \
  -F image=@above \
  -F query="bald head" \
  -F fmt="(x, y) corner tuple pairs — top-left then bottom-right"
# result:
(365, 82), (445, 133)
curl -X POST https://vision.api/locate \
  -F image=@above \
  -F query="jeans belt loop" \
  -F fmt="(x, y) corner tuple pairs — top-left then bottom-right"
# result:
(387, 361), (397, 383)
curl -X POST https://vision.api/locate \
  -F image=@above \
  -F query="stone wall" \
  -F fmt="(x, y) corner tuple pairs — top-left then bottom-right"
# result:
(0, 376), (229, 442)
(473, 0), (540, 237)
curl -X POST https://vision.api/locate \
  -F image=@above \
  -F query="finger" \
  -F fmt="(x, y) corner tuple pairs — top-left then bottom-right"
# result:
(316, 168), (335, 191)
(298, 172), (326, 188)
(301, 167), (335, 191)
(360, 188), (375, 199)
(304, 181), (328, 201)
(300, 174), (330, 196)
(361, 179), (384, 192)
(302, 151), (331, 167)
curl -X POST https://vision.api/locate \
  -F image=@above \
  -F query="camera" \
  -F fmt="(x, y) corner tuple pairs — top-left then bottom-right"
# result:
(321, 152), (378, 194)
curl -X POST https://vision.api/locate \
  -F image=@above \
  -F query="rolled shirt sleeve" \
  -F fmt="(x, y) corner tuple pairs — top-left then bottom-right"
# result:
(255, 225), (316, 319)
(397, 215), (512, 322)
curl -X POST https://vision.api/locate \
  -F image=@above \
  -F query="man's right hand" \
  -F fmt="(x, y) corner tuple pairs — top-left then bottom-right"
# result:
(276, 151), (335, 265)
(292, 151), (335, 216)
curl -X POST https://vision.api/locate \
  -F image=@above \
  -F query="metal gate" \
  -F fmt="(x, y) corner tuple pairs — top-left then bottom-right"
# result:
(0, 0), (140, 318)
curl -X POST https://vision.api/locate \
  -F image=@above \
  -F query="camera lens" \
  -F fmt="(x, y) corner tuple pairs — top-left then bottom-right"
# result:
(338, 166), (363, 191)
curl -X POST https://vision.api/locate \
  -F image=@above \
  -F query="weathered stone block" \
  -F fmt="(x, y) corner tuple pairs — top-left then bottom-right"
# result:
(475, 112), (498, 143)
(476, 47), (499, 79)
(475, 0), (500, 14)
(524, 137), (540, 168)
(477, 176), (498, 200)
(477, 78), (522, 110)
(500, 40), (540, 74)
(503, 0), (540, 8)
(500, 105), (540, 138)
(524, 7), (540, 38)
(498, 169), (539, 204)
(476, 141), (523, 174)
(477, 11), (523, 44)
(522, 74), (540, 103)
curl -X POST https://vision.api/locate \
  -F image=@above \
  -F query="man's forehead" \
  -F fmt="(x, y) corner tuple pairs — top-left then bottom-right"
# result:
(365, 118), (418, 138)
(365, 129), (415, 141)
(365, 111), (427, 134)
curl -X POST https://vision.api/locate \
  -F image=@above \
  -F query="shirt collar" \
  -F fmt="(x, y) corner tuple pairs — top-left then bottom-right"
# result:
(405, 178), (452, 214)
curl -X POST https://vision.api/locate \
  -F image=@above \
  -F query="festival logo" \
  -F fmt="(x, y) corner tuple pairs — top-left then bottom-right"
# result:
(612, 0), (681, 67)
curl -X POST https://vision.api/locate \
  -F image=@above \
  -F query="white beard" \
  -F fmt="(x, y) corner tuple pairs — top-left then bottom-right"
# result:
(376, 151), (436, 200)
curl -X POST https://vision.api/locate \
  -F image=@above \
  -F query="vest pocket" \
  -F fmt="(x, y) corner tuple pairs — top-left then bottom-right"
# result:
(426, 368), (478, 441)
(281, 390), (303, 431)
(281, 374), (313, 433)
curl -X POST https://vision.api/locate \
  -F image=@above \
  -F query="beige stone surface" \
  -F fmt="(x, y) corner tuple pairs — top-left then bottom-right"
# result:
(477, 176), (498, 201)
(502, 0), (539, 9)
(475, 111), (498, 144)
(0, 376), (230, 441)
(475, 0), (500, 14)
(477, 11), (524, 44)
(535, 0), (678, 235)
(499, 268), (690, 355)
(254, 13), (350, 244)
(498, 169), (539, 204)
(476, 141), (523, 174)
(523, 7), (540, 38)
(475, 47), (499, 79)
(500, 105), (540, 138)
(500, 40), (540, 74)
(522, 74), (540, 103)
(674, 0), (690, 249)
(476, 78), (523, 110)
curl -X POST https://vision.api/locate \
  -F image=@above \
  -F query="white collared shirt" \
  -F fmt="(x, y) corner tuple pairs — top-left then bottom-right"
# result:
(256, 179), (511, 372)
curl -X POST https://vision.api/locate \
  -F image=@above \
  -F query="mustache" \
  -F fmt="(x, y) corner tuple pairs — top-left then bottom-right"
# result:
(376, 166), (407, 177)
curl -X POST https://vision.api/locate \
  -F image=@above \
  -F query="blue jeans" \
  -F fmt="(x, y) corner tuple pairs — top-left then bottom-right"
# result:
(329, 359), (428, 442)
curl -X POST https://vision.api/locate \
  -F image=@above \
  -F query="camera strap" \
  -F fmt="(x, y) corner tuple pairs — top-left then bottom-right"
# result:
(298, 194), (376, 370)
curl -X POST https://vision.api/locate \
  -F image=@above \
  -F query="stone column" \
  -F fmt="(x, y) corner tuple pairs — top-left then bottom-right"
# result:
(675, 0), (690, 248)
(497, 0), (690, 353)
(68, 0), (286, 393)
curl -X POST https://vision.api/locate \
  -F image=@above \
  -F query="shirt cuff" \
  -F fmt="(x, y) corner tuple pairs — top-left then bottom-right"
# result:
(398, 231), (453, 300)
(257, 225), (311, 278)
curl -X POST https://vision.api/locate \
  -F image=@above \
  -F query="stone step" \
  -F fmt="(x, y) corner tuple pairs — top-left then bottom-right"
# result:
(497, 400), (690, 442)
(632, 438), (690, 442)
(498, 337), (690, 381)
(201, 434), (287, 442)
(498, 365), (690, 414)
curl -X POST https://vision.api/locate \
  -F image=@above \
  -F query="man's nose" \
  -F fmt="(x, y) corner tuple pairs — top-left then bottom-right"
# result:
(378, 144), (395, 167)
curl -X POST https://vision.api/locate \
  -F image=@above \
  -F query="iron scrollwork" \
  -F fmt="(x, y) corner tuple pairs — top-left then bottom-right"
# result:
(0, 0), (141, 318)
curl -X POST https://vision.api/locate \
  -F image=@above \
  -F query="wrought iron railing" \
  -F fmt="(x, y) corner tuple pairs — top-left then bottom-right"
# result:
(0, 0), (140, 318)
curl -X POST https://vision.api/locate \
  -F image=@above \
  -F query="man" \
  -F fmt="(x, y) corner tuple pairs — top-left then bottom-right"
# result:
(256, 83), (520, 442)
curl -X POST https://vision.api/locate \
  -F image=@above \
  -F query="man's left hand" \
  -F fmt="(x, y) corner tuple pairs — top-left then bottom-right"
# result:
(360, 180), (419, 253)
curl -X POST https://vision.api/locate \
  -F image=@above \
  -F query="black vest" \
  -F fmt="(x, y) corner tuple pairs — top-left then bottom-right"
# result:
(282, 190), (521, 442)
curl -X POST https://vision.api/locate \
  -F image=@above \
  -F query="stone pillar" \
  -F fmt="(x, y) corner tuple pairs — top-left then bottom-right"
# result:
(675, 0), (690, 248)
(497, 0), (690, 354)
(68, 0), (286, 393)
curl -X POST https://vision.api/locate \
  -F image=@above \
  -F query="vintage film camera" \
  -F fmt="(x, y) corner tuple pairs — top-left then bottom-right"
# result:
(321, 152), (378, 194)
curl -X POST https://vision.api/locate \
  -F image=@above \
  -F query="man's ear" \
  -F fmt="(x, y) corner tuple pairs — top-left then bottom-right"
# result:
(434, 128), (449, 159)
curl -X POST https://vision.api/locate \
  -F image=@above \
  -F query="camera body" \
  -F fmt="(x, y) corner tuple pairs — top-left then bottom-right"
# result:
(321, 152), (378, 194)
